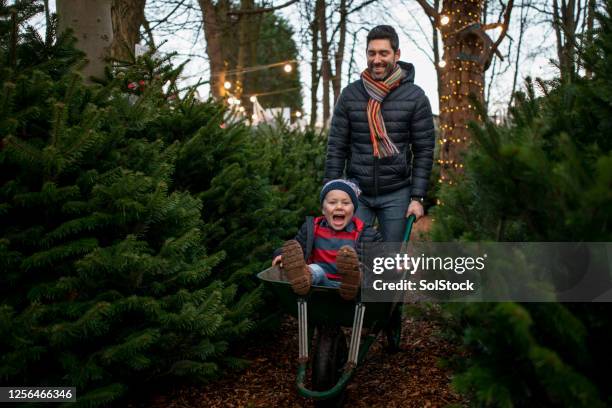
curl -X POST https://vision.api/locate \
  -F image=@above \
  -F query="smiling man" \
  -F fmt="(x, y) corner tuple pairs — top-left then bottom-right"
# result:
(324, 25), (435, 242)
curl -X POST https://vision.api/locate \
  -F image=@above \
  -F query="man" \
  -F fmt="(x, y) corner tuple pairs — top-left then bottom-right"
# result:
(324, 25), (435, 242)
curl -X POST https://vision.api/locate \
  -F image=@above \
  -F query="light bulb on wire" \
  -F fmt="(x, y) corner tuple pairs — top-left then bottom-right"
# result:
(224, 81), (232, 90)
(438, 60), (447, 68)
(283, 64), (293, 73)
(440, 15), (450, 26)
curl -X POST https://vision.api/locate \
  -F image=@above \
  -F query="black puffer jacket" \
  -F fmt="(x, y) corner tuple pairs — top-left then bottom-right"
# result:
(324, 61), (435, 197)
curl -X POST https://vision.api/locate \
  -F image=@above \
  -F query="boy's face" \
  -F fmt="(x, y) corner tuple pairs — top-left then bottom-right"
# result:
(322, 190), (355, 231)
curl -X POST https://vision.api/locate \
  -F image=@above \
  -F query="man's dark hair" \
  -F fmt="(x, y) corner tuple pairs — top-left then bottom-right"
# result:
(366, 25), (399, 52)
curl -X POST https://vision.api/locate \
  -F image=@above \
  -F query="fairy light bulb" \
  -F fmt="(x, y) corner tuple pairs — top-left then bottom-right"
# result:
(438, 60), (447, 68)
(224, 81), (232, 90)
(283, 64), (293, 73)
(440, 15), (450, 26)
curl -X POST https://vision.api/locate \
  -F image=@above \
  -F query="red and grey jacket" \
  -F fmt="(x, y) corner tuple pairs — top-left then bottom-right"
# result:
(274, 216), (383, 280)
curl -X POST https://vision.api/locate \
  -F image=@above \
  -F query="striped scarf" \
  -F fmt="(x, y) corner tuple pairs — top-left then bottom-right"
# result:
(361, 64), (403, 158)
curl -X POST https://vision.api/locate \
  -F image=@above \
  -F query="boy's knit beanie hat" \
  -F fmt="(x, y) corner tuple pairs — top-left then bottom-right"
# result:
(320, 179), (361, 210)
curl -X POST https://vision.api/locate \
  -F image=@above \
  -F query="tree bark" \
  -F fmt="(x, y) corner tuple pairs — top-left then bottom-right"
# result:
(553, 0), (582, 82)
(417, 0), (512, 182)
(57, 0), (113, 82)
(310, 12), (320, 128)
(509, 0), (529, 108)
(110, 0), (146, 61)
(198, 0), (230, 99)
(332, 0), (347, 105)
(585, 0), (595, 78)
(317, 0), (331, 126)
(236, 0), (255, 100)
(438, 0), (486, 182)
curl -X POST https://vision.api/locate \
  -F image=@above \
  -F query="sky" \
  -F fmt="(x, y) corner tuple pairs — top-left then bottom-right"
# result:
(44, 0), (561, 119)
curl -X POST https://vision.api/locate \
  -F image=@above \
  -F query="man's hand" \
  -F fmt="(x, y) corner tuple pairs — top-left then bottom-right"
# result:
(272, 255), (282, 267)
(406, 200), (424, 221)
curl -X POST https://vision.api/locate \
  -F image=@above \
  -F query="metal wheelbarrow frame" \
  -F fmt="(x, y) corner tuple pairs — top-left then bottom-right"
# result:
(257, 215), (415, 403)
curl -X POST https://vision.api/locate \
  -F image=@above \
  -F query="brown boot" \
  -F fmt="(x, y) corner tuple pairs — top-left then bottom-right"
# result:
(337, 245), (361, 300)
(282, 240), (311, 296)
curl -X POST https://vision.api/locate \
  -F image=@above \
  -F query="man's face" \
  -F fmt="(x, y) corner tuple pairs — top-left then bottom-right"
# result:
(366, 39), (400, 80)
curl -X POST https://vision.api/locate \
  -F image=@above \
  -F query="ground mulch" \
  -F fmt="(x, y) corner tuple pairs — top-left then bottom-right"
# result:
(143, 310), (466, 408)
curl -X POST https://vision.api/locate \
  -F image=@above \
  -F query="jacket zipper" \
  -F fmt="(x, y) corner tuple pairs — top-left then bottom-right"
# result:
(374, 157), (379, 197)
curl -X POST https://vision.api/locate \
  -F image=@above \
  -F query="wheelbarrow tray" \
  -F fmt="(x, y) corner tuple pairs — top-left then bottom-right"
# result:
(258, 266), (395, 330)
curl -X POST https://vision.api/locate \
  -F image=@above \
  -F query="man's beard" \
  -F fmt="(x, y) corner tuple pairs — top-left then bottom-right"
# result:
(368, 61), (396, 81)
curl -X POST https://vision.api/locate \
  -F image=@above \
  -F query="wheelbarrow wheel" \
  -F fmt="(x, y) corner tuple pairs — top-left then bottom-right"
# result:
(312, 325), (348, 407)
(385, 305), (402, 353)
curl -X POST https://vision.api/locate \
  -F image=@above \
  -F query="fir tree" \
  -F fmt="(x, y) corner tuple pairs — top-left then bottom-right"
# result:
(0, 6), (259, 406)
(432, 1), (612, 406)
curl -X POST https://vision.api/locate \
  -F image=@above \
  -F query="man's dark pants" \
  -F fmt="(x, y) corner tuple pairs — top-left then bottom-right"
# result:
(355, 185), (411, 242)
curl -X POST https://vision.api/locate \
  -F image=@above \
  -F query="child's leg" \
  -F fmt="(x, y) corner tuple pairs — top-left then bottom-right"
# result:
(309, 264), (341, 289)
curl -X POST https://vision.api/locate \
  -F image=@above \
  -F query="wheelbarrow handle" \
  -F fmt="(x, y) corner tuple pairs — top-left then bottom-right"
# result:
(402, 214), (417, 243)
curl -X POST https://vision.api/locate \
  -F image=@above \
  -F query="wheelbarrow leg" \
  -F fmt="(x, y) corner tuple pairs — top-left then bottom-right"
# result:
(298, 298), (308, 362)
(347, 302), (366, 369)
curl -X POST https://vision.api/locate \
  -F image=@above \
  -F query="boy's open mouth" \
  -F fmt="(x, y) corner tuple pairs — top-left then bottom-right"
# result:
(332, 214), (346, 226)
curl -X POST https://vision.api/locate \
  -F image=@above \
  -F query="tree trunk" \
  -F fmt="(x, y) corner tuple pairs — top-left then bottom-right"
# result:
(431, 0), (443, 121)
(437, 0), (486, 182)
(57, 0), (113, 82)
(585, 0), (595, 78)
(236, 0), (255, 100)
(110, 0), (146, 61)
(317, 0), (331, 126)
(198, 0), (230, 99)
(332, 0), (347, 104)
(553, 0), (579, 82)
(509, 0), (528, 108)
(310, 14), (320, 128)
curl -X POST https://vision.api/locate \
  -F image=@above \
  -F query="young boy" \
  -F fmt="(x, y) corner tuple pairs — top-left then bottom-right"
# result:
(272, 179), (382, 300)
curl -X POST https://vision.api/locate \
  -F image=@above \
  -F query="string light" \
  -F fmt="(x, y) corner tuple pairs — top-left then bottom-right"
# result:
(224, 81), (232, 90)
(295, 111), (302, 118)
(438, 60), (447, 68)
(283, 63), (293, 73)
(440, 15), (450, 26)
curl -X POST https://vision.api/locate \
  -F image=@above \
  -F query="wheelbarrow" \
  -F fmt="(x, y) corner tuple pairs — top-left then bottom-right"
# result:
(257, 215), (415, 406)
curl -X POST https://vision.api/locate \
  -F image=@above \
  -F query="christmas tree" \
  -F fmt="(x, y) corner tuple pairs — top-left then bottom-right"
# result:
(0, 3), (260, 405)
(431, 1), (612, 406)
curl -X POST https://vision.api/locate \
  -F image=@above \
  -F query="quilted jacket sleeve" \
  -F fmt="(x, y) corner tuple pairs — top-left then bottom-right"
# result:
(409, 91), (435, 198)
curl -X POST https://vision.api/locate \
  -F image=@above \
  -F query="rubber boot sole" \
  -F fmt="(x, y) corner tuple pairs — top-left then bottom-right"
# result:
(282, 240), (311, 296)
(337, 245), (361, 301)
